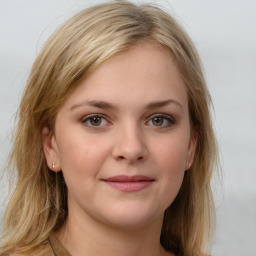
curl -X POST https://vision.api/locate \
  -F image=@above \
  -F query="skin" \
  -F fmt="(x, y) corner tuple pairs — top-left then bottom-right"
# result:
(43, 42), (197, 256)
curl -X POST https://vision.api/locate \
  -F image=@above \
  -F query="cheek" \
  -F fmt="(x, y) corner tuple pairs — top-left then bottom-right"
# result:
(155, 134), (188, 171)
(56, 130), (111, 185)
(158, 145), (186, 190)
(152, 134), (189, 202)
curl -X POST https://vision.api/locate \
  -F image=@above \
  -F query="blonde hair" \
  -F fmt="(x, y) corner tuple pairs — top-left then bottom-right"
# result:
(0, 1), (218, 255)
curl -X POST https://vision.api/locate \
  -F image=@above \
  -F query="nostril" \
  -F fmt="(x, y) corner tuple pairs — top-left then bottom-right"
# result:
(116, 155), (144, 162)
(112, 138), (148, 163)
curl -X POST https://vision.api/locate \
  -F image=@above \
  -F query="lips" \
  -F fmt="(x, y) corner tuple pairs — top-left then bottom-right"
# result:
(102, 175), (155, 192)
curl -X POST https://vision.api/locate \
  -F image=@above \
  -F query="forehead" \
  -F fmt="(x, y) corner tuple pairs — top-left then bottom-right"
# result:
(61, 43), (188, 112)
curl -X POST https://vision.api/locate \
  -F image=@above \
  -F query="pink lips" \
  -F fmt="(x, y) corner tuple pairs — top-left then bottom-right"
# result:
(102, 175), (155, 192)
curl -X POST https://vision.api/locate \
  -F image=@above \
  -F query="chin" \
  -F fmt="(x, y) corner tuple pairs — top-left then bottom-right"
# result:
(98, 203), (163, 230)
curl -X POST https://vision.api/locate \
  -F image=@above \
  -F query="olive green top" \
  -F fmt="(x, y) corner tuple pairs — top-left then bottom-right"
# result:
(9, 233), (71, 256)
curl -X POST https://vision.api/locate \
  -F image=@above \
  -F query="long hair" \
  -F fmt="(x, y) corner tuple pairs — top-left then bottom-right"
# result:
(0, 1), (218, 255)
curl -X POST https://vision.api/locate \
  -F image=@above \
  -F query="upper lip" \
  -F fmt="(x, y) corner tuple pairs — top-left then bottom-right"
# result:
(103, 175), (155, 182)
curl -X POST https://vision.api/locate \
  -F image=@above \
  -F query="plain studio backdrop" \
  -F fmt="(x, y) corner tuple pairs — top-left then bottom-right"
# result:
(0, 0), (255, 255)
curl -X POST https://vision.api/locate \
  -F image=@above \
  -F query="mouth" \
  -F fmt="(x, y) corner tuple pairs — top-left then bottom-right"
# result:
(102, 175), (155, 192)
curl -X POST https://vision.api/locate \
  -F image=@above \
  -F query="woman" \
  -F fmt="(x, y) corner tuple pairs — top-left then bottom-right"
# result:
(0, 1), (218, 255)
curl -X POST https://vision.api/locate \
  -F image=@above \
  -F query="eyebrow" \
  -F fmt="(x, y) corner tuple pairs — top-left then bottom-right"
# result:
(145, 99), (183, 110)
(69, 99), (183, 111)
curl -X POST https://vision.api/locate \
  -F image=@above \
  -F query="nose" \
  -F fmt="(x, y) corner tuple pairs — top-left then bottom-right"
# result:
(112, 124), (148, 164)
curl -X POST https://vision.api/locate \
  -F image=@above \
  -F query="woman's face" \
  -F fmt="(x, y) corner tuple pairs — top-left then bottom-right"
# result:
(43, 43), (196, 229)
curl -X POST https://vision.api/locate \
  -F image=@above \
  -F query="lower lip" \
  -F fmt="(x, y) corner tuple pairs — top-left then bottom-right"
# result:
(104, 181), (154, 192)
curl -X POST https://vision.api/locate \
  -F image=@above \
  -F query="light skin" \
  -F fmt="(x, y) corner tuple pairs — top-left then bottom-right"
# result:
(43, 43), (197, 256)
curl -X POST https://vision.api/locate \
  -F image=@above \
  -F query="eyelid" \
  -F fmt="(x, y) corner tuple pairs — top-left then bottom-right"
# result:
(80, 113), (175, 128)
(81, 113), (107, 119)
(146, 113), (176, 127)
(81, 113), (111, 127)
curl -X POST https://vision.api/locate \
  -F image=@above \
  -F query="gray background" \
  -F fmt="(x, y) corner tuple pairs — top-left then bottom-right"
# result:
(0, 0), (255, 255)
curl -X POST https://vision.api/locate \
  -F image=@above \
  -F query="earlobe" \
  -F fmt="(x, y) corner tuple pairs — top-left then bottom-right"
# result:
(42, 126), (61, 172)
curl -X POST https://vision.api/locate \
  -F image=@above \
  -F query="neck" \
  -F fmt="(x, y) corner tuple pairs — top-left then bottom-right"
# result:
(55, 206), (173, 256)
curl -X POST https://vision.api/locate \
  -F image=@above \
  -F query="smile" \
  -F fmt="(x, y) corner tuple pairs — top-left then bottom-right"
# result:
(102, 175), (155, 192)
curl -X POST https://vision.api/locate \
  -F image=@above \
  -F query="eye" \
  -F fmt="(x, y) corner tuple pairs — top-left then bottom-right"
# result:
(82, 114), (109, 127)
(147, 114), (175, 127)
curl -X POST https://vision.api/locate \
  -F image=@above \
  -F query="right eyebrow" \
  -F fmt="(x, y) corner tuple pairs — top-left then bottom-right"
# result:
(69, 100), (117, 111)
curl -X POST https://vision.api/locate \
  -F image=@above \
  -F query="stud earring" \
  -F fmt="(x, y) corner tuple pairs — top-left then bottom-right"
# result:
(52, 162), (55, 169)
(188, 163), (192, 169)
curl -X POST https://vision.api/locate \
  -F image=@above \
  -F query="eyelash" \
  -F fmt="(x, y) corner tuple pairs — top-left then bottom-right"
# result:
(147, 114), (175, 127)
(81, 113), (175, 128)
(81, 114), (109, 128)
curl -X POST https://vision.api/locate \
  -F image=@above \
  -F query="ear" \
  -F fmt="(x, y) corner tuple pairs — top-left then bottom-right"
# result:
(42, 126), (61, 172)
(185, 129), (198, 170)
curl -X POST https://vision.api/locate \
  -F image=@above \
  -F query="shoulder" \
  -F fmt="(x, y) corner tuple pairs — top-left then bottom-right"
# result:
(7, 240), (54, 256)
(6, 233), (70, 256)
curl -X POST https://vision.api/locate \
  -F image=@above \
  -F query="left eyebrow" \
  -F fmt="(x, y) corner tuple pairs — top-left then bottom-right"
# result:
(145, 99), (183, 110)
(69, 99), (183, 111)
